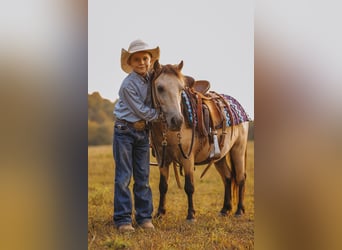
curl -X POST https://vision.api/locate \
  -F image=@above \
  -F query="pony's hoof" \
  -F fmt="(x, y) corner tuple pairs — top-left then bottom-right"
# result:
(234, 210), (244, 217)
(186, 218), (196, 223)
(219, 209), (232, 217)
(219, 212), (229, 217)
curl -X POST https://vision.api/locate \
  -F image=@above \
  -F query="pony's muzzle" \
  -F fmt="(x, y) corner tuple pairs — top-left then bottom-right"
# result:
(169, 115), (183, 131)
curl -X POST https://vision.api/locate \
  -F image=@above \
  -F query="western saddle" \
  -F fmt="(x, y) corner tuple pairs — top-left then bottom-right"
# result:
(184, 76), (236, 160)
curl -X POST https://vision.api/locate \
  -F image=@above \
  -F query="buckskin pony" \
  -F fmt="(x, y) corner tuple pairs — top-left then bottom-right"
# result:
(150, 60), (251, 221)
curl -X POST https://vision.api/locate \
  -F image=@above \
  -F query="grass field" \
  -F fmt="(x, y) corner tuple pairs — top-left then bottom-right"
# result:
(88, 141), (254, 249)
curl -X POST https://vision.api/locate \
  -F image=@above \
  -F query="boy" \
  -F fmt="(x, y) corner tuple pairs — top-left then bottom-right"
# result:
(113, 39), (160, 232)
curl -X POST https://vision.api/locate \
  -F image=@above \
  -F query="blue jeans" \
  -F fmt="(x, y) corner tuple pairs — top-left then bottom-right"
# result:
(113, 123), (153, 227)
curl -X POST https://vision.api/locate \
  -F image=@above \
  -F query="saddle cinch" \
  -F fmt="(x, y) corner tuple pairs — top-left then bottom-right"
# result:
(184, 76), (236, 159)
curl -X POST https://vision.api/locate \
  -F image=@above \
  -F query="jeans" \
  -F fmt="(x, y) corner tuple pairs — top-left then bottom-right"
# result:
(113, 122), (153, 227)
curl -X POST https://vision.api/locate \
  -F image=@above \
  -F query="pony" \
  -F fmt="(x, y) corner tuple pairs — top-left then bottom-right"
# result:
(150, 60), (251, 221)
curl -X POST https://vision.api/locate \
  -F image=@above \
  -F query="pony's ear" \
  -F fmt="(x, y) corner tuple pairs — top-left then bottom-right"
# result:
(153, 60), (161, 71)
(177, 60), (184, 71)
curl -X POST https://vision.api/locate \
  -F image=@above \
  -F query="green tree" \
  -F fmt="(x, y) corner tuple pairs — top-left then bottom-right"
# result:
(88, 92), (115, 145)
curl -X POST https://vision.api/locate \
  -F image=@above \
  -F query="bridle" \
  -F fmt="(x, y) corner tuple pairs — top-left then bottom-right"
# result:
(150, 69), (195, 167)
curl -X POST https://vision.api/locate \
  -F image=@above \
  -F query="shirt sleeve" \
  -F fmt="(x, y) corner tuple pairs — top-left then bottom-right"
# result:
(121, 81), (159, 122)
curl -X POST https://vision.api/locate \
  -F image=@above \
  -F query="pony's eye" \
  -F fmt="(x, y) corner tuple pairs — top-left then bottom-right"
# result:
(157, 85), (164, 93)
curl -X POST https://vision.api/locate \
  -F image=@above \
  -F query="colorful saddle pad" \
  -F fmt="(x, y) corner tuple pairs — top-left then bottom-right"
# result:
(182, 91), (251, 127)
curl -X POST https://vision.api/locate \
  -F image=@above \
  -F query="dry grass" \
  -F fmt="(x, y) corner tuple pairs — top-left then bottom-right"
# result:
(88, 141), (254, 249)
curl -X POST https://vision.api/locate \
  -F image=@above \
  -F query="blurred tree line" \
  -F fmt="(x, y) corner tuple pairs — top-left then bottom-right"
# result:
(88, 92), (116, 145)
(88, 91), (254, 145)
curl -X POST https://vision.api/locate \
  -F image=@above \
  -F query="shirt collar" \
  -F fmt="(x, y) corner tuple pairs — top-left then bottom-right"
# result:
(132, 71), (149, 83)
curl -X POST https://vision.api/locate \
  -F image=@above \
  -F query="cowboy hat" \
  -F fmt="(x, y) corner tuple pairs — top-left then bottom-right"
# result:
(121, 39), (160, 73)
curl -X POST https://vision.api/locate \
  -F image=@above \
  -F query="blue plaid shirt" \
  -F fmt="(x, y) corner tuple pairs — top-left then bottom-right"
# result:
(114, 71), (159, 122)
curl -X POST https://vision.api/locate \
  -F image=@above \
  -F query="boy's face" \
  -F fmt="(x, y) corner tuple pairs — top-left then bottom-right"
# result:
(128, 51), (152, 76)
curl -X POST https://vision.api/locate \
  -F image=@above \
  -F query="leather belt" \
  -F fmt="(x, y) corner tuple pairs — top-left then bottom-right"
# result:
(116, 118), (147, 131)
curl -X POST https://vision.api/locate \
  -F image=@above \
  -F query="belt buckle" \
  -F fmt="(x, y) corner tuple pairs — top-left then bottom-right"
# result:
(133, 120), (146, 130)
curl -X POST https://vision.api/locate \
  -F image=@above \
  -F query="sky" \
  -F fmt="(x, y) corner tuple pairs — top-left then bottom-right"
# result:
(88, 0), (254, 118)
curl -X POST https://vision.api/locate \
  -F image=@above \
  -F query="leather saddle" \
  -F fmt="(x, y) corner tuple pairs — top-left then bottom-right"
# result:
(183, 75), (236, 160)
(184, 76), (210, 94)
(184, 75), (234, 133)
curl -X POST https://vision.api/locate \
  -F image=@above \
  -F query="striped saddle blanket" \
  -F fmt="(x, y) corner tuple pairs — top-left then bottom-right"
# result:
(182, 91), (251, 128)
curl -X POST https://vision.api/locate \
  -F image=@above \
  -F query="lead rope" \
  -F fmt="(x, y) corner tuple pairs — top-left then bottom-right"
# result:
(160, 120), (168, 167)
(150, 70), (167, 167)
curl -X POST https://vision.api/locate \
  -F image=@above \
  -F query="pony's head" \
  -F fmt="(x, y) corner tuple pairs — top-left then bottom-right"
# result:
(152, 60), (185, 131)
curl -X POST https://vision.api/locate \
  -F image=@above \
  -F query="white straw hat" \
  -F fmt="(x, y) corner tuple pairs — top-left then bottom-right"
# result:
(120, 39), (160, 73)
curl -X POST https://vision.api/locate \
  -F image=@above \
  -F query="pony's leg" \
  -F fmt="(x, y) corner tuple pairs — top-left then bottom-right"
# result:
(235, 174), (246, 216)
(231, 143), (247, 216)
(214, 155), (233, 216)
(183, 159), (196, 221)
(155, 164), (170, 218)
